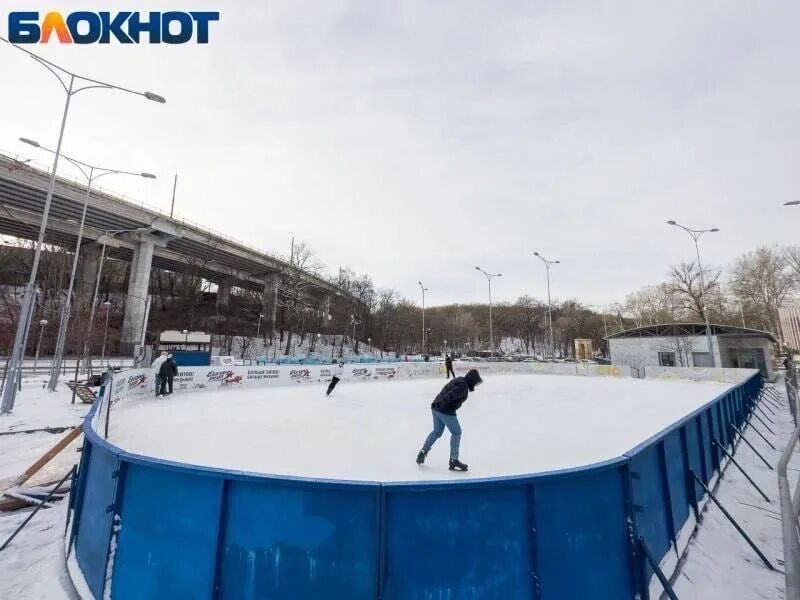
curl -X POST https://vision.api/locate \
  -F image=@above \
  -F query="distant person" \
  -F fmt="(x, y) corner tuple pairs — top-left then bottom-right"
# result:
(416, 368), (482, 471)
(445, 354), (455, 379)
(158, 353), (178, 397)
(151, 351), (168, 398)
(326, 361), (345, 396)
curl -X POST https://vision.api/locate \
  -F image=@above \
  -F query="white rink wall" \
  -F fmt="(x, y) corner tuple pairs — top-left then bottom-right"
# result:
(107, 361), (632, 404)
(105, 359), (758, 407)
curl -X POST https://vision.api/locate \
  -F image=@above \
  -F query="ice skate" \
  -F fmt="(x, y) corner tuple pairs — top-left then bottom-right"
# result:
(449, 458), (468, 471)
(416, 450), (427, 465)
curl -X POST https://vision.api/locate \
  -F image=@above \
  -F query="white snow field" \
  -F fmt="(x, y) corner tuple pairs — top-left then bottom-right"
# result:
(107, 373), (733, 482)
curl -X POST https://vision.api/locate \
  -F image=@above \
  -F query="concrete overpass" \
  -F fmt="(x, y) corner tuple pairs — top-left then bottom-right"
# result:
(0, 152), (350, 351)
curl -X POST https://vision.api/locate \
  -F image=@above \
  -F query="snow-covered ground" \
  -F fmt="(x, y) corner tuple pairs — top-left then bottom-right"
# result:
(0, 377), (89, 600)
(108, 373), (732, 482)
(672, 382), (793, 600)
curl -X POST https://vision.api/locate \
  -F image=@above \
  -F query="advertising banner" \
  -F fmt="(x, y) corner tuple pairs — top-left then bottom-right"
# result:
(106, 360), (632, 405)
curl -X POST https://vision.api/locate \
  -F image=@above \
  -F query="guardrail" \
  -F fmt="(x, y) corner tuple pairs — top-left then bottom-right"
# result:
(68, 367), (762, 599)
(781, 371), (800, 600)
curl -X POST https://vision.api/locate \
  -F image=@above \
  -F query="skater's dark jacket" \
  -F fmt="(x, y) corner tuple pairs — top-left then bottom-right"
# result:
(445, 355), (453, 368)
(159, 357), (178, 378)
(431, 369), (482, 415)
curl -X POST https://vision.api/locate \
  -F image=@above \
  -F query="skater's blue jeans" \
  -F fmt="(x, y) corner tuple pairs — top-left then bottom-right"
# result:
(422, 409), (461, 460)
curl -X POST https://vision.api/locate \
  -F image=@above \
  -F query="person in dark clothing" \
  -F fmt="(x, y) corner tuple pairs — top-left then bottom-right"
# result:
(158, 354), (178, 396)
(326, 362), (345, 396)
(445, 354), (455, 379)
(416, 369), (482, 471)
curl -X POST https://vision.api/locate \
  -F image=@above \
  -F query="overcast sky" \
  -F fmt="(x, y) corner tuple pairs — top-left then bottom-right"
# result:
(2, 1), (799, 307)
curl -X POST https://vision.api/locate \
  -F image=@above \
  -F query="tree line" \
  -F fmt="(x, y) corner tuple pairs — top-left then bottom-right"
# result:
(0, 237), (797, 359)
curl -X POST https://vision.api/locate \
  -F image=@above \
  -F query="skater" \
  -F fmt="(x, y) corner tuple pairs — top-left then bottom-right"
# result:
(151, 351), (168, 398)
(326, 361), (345, 396)
(416, 368), (482, 471)
(158, 353), (178, 396)
(445, 354), (455, 379)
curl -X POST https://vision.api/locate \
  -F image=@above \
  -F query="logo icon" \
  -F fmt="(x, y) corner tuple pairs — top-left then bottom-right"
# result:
(8, 11), (220, 44)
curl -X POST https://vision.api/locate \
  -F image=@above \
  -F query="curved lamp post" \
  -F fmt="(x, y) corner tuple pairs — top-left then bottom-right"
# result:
(474, 267), (502, 357)
(0, 37), (165, 413)
(667, 220), (719, 365)
(533, 252), (559, 358)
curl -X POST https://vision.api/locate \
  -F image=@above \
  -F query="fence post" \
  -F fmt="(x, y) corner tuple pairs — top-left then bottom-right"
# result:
(622, 463), (647, 599)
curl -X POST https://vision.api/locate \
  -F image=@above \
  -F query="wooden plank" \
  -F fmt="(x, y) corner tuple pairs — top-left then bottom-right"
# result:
(10, 427), (82, 489)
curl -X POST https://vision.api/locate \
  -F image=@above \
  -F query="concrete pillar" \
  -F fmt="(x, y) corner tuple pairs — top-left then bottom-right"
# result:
(269, 275), (280, 334)
(77, 243), (102, 310)
(217, 278), (232, 309)
(121, 235), (157, 354)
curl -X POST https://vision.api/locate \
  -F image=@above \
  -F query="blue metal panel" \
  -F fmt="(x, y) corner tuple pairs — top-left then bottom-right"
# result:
(683, 419), (706, 503)
(662, 429), (690, 535)
(111, 463), (223, 600)
(383, 484), (533, 600)
(172, 350), (211, 366)
(535, 468), (632, 599)
(74, 439), (119, 599)
(629, 446), (671, 561)
(218, 479), (379, 600)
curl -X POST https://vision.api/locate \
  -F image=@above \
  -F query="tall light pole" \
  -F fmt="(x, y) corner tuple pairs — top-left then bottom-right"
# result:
(667, 220), (719, 366)
(256, 313), (264, 340)
(475, 267), (502, 357)
(0, 38), (165, 414)
(418, 281), (429, 354)
(533, 252), (560, 358)
(33, 319), (48, 374)
(99, 301), (112, 367)
(20, 139), (157, 391)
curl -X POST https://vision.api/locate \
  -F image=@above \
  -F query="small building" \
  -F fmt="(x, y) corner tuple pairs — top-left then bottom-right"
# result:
(606, 323), (777, 380)
(574, 338), (593, 360)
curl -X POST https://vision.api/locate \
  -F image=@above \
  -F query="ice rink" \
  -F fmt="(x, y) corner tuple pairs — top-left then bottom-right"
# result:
(107, 373), (732, 482)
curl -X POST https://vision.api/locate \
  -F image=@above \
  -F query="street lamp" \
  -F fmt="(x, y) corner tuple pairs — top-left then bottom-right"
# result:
(0, 38), (165, 413)
(418, 281), (429, 354)
(256, 313), (265, 340)
(475, 266), (502, 357)
(33, 319), (48, 374)
(100, 301), (112, 367)
(666, 220), (719, 366)
(533, 252), (560, 358)
(20, 139), (157, 392)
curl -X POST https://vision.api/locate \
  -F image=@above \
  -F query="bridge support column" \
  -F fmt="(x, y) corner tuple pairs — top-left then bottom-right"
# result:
(120, 234), (159, 355)
(269, 275), (280, 335)
(77, 244), (102, 311)
(217, 278), (232, 309)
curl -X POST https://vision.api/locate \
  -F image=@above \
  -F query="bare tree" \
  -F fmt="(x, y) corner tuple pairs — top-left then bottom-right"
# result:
(729, 246), (795, 340)
(666, 261), (721, 322)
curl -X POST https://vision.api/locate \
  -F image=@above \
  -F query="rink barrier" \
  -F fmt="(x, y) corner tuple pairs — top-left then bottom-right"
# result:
(68, 368), (762, 599)
(108, 360), (633, 404)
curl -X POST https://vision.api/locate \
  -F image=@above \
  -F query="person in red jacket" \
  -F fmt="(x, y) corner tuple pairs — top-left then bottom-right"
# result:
(416, 369), (482, 471)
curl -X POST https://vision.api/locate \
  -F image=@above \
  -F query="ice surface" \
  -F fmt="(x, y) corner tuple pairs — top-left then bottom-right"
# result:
(108, 373), (731, 482)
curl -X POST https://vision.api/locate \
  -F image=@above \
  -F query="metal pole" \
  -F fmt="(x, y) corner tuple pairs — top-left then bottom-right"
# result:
(693, 235), (715, 365)
(100, 303), (111, 366)
(170, 173), (177, 218)
(48, 166), (94, 391)
(1, 75), (74, 414)
(33, 321), (46, 375)
(488, 276), (494, 357)
(82, 244), (107, 375)
(546, 264), (554, 357)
